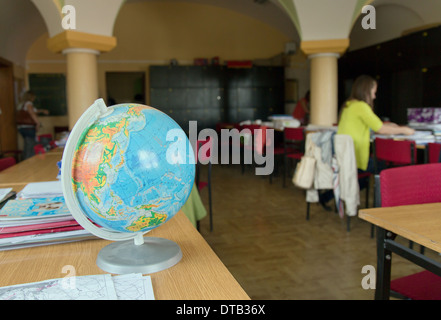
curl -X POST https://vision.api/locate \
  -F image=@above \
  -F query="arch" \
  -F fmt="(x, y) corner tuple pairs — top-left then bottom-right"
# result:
(349, 3), (425, 50)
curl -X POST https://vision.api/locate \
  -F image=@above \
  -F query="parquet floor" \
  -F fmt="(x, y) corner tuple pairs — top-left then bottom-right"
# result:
(196, 163), (441, 300)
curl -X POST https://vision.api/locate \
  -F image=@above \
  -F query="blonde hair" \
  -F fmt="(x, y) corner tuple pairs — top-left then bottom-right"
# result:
(21, 90), (36, 103)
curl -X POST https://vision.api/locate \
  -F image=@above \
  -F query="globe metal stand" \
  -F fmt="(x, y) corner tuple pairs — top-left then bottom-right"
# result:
(96, 234), (182, 274)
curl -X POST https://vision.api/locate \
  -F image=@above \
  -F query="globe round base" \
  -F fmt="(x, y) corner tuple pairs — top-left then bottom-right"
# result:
(96, 237), (182, 274)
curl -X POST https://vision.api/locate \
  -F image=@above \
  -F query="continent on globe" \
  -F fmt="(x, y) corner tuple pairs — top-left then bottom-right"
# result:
(69, 103), (195, 234)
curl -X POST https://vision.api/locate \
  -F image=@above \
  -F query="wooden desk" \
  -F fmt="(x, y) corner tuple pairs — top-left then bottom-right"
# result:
(359, 203), (441, 300)
(0, 210), (249, 300)
(0, 154), (249, 300)
(0, 152), (60, 186)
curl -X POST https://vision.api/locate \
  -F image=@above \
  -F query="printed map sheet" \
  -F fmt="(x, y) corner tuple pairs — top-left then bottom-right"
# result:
(0, 273), (154, 300)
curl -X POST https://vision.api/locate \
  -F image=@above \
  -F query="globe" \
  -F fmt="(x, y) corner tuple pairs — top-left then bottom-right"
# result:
(61, 98), (195, 274)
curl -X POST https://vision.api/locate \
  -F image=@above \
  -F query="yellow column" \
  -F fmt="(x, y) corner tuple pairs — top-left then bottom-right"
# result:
(47, 30), (117, 129)
(309, 53), (339, 126)
(63, 48), (99, 129)
(301, 39), (349, 126)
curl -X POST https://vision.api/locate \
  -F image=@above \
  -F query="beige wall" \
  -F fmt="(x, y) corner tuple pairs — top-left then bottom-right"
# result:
(26, 1), (302, 129)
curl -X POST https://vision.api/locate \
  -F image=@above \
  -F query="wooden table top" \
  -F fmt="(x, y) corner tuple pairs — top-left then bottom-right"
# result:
(0, 211), (249, 300)
(359, 203), (441, 254)
(0, 150), (249, 300)
(0, 152), (61, 186)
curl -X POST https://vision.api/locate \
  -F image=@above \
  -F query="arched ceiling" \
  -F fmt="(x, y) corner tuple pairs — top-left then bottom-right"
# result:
(0, 0), (440, 67)
(0, 0), (47, 67)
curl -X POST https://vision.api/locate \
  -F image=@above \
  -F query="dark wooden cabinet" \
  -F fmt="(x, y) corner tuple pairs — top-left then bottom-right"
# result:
(150, 65), (284, 132)
(339, 25), (441, 124)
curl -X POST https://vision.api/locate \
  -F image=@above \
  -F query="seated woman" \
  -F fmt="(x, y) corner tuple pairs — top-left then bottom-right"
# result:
(319, 75), (415, 211)
(337, 74), (414, 173)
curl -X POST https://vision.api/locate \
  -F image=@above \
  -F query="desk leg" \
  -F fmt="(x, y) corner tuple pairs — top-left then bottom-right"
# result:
(375, 227), (393, 300)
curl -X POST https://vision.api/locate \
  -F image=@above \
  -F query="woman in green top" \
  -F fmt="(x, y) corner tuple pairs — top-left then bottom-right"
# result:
(337, 75), (415, 172)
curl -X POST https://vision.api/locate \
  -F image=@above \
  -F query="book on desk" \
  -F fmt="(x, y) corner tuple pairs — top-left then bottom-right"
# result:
(0, 182), (96, 251)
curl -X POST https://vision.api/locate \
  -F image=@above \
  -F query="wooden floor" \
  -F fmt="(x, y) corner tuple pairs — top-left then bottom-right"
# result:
(196, 163), (441, 300)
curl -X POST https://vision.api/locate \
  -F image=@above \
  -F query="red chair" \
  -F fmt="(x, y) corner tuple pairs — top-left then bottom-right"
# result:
(253, 125), (278, 182)
(282, 127), (305, 187)
(427, 142), (441, 163)
(373, 137), (417, 173)
(195, 139), (213, 231)
(34, 144), (45, 155)
(240, 124), (261, 174)
(37, 134), (55, 151)
(379, 163), (441, 299)
(1, 150), (22, 163)
(0, 157), (16, 171)
(372, 137), (417, 213)
(217, 122), (238, 163)
(37, 134), (53, 142)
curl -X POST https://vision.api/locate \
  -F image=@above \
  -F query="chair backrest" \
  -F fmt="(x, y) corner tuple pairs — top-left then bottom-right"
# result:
(284, 127), (304, 141)
(374, 137), (416, 166)
(195, 139), (212, 164)
(254, 126), (273, 155)
(241, 124), (261, 133)
(427, 142), (441, 163)
(379, 163), (441, 207)
(34, 144), (46, 155)
(0, 157), (16, 171)
(38, 134), (53, 142)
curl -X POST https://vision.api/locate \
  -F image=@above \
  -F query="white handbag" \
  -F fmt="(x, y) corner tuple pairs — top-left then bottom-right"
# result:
(292, 145), (316, 189)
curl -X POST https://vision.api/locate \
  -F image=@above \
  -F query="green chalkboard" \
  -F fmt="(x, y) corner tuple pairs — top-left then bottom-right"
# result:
(29, 73), (67, 116)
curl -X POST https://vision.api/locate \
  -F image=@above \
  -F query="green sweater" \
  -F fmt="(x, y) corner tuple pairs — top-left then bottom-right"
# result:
(337, 100), (383, 171)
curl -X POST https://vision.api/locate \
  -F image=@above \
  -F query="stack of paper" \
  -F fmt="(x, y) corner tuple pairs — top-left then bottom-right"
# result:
(375, 130), (435, 145)
(0, 188), (13, 202)
(0, 188), (15, 207)
(0, 273), (155, 300)
(17, 181), (63, 199)
(0, 196), (95, 251)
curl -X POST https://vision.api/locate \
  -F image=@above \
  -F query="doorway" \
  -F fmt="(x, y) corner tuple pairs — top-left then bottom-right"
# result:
(0, 57), (17, 155)
(106, 72), (146, 105)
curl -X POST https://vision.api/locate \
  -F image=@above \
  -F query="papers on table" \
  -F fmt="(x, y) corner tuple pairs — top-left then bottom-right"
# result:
(0, 273), (155, 300)
(0, 196), (71, 221)
(0, 188), (13, 203)
(0, 229), (94, 251)
(0, 184), (96, 250)
(17, 181), (63, 199)
(375, 130), (435, 145)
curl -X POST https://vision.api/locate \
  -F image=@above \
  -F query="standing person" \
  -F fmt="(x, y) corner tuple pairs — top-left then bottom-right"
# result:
(16, 91), (49, 159)
(337, 75), (414, 172)
(292, 90), (310, 125)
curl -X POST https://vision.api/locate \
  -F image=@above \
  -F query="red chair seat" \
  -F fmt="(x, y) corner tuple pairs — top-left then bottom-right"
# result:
(0, 157), (16, 171)
(357, 171), (371, 179)
(427, 142), (441, 163)
(34, 144), (45, 155)
(275, 147), (297, 155)
(391, 271), (441, 300)
(287, 152), (304, 160)
(282, 127), (305, 187)
(198, 181), (208, 190)
(379, 163), (441, 299)
(374, 137), (417, 173)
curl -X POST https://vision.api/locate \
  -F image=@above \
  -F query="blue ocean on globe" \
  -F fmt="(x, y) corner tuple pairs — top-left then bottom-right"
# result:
(70, 104), (195, 233)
